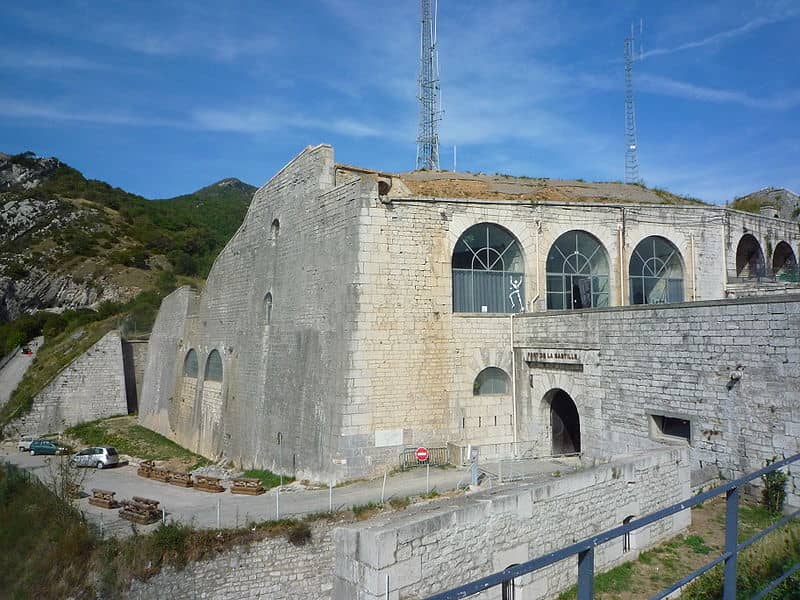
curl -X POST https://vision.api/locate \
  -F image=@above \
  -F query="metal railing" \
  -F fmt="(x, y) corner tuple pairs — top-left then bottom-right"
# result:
(426, 453), (800, 600)
(399, 446), (449, 470)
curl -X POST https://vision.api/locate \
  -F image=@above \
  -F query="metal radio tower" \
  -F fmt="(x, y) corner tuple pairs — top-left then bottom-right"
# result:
(624, 23), (641, 184)
(416, 0), (442, 171)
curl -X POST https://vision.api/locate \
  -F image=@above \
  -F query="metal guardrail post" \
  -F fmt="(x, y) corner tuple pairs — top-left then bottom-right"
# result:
(723, 487), (740, 600)
(577, 547), (594, 599)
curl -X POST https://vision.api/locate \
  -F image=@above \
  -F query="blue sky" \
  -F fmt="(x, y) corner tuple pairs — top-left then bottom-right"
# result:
(1, 1), (798, 203)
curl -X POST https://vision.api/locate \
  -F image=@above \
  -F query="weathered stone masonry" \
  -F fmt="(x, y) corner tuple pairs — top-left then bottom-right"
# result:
(125, 449), (688, 600)
(9, 330), (128, 435)
(140, 144), (800, 482)
(513, 295), (800, 505)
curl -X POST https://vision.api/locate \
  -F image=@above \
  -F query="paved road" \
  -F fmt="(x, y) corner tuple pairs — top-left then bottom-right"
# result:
(0, 442), (575, 537)
(0, 337), (42, 410)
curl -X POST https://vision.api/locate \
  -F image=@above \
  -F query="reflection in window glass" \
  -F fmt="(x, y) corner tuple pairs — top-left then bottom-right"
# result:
(546, 231), (609, 310)
(205, 350), (223, 382)
(183, 349), (198, 377)
(452, 223), (525, 313)
(629, 236), (684, 305)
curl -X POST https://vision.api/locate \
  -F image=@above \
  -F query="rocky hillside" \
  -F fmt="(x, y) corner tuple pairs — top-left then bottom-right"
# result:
(0, 151), (256, 325)
(730, 187), (800, 221)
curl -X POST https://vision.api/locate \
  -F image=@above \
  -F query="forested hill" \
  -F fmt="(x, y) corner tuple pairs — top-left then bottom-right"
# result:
(0, 151), (256, 347)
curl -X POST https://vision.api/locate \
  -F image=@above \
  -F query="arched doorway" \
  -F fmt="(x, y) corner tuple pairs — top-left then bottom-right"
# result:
(544, 389), (581, 455)
(773, 241), (798, 277)
(735, 234), (766, 278)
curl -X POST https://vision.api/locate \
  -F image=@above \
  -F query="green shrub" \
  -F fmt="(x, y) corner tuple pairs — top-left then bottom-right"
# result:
(762, 467), (788, 516)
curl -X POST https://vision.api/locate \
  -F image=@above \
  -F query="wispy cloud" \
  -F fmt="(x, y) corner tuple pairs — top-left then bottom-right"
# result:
(190, 108), (384, 138)
(8, 4), (276, 62)
(640, 74), (800, 110)
(641, 12), (799, 60)
(0, 49), (108, 71)
(0, 98), (181, 127)
(0, 97), (385, 139)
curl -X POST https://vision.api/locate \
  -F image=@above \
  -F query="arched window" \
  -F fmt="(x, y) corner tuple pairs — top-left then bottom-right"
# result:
(452, 223), (524, 313)
(271, 219), (280, 246)
(629, 236), (684, 305)
(205, 350), (223, 382)
(264, 292), (273, 325)
(736, 234), (766, 278)
(473, 367), (510, 395)
(183, 349), (198, 377)
(773, 241), (797, 277)
(546, 231), (609, 310)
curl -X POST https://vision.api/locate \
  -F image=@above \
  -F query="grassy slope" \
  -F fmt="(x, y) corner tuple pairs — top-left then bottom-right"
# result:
(65, 416), (209, 470)
(0, 462), (316, 599)
(558, 499), (800, 599)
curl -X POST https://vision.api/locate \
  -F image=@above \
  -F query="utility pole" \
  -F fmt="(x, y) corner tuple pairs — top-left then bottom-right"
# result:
(416, 0), (442, 171)
(624, 22), (642, 184)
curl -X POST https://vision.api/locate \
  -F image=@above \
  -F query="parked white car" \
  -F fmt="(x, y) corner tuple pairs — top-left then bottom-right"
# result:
(18, 435), (36, 452)
(69, 446), (120, 469)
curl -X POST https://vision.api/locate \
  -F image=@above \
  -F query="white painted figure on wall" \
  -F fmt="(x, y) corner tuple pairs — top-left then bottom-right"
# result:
(509, 276), (523, 312)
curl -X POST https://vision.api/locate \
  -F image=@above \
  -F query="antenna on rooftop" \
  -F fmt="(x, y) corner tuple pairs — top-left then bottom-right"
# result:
(624, 22), (642, 184)
(416, 0), (443, 171)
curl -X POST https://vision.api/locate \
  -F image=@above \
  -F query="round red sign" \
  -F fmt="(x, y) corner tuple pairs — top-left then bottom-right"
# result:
(415, 447), (429, 462)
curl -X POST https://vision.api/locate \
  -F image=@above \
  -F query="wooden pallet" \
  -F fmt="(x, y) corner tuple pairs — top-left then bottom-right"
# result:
(230, 478), (266, 496)
(119, 496), (161, 525)
(169, 472), (193, 488)
(150, 468), (171, 483)
(88, 488), (118, 509)
(195, 475), (225, 493)
(137, 460), (155, 478)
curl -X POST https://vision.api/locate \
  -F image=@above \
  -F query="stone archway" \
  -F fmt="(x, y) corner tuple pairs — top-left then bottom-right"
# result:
(544, 389), (581, 455)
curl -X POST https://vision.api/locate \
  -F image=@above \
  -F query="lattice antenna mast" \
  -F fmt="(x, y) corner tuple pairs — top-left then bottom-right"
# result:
(416, 0), (442, 171)
(624, 22), (642, 184)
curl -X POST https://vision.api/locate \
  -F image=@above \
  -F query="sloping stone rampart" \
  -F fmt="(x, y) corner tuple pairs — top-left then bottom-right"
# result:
(8, 330), (128, 435)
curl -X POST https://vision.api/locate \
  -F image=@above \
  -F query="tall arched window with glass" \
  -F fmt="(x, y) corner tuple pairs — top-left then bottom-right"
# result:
(629, 236), (684, 305)
(546, 231), (609, 310)
(452, 223), (525, 313)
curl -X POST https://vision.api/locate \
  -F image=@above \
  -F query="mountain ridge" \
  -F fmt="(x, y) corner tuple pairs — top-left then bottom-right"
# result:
(0, 151), (256, 328)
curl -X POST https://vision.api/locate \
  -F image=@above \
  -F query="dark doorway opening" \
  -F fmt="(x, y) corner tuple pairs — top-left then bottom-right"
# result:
(547, 389), (581, 455)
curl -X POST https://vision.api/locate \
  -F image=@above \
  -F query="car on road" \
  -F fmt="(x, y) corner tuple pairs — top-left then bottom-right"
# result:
(29, 439), (69, 456)
(21, 346), (32, 355)
(70, 446), (120, 469)
(18, 434), (36, 452)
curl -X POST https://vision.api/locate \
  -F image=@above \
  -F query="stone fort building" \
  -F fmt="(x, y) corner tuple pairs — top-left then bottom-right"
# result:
(140, 144), (800, 492)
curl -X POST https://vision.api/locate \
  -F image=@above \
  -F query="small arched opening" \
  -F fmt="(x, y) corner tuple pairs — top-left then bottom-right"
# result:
(544, 389), (581, 455)
(264, 292), (273, 325)
(772, 241), (798, 277)
(271, 219), (280, 246)
(735, 234), (766, 278)
(473, 367), (510, 395)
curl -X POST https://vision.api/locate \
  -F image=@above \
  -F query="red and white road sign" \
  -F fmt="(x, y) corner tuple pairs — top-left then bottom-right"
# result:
(415, 447), (429, 462)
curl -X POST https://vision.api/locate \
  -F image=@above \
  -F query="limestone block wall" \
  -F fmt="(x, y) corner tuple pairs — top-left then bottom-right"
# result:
(139, 286), (198, 438)
(126, 523), (335, 600)
(342, 198), (765, 475)
(513, 295), (800, 505)
(334, 449), (690, 600)
(9, 330), (128, 435)
(725, 210), (800, 279)
(140, 145), (365, 482)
